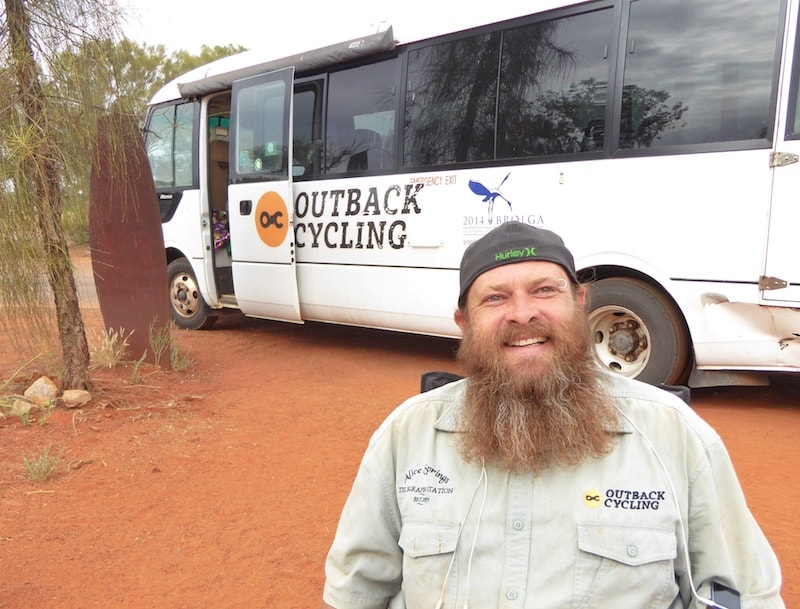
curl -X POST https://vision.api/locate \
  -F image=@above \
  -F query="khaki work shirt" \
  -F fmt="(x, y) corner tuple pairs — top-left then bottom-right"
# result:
(323, 372), (784, 609)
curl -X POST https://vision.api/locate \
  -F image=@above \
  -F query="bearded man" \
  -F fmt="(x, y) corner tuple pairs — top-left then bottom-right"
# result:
(320, 222), (784, 609)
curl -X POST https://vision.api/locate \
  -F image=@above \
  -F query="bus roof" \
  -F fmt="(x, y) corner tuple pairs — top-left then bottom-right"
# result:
(148, 0), (576, 105)
(149, 25), (395, 104)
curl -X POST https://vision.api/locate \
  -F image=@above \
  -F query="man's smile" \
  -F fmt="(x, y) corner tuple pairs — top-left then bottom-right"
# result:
(506, 336), (547, 347)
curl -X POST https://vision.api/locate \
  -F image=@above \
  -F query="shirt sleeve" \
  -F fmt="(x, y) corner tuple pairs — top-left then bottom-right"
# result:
(323, 444), (403, 609)
(686, 437), (785, 609)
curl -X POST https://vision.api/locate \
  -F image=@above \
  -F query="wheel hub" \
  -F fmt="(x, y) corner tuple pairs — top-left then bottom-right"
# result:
(170, 275), (197, 318)
(608, 320), (647, 362)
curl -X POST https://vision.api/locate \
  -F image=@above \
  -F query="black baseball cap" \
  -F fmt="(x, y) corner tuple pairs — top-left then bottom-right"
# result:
(458, 221), (578, 305)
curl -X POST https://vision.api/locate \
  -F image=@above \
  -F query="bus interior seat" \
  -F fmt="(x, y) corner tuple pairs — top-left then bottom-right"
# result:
(208, 139), (229, 210)
(347, 128), (383, 171)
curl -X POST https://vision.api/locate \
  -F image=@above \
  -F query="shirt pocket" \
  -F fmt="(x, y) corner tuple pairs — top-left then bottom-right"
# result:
(398, 520), (460, 609)
(574, 523), (678, 609)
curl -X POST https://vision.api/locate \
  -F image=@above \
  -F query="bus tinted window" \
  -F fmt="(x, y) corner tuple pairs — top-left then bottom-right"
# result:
(497, 8), (613, 158)
(325, 58), (398, 174)
(294, 85), (321, 178)
(404, 32), (501, 167)
(234, 79), (288, 178)
(620, 0), (782, 149)
(145, 102), (194, 189)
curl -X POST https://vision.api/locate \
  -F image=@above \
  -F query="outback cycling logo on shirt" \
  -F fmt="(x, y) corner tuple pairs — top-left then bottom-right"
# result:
(398, 464), (454, 505)
(584, 488), (666, 510)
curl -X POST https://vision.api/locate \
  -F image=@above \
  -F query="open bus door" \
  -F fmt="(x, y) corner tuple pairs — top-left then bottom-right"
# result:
(764, 4), (800, 305)
(228, 67), (302, 322)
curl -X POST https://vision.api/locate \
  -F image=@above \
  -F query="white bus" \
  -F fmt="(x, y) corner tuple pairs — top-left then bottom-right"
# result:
(144, 0), (800, 388)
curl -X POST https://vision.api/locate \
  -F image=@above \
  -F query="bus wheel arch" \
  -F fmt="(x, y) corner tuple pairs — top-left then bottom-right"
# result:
(580, 269), (692, 386)
(167, 256), (217, 330)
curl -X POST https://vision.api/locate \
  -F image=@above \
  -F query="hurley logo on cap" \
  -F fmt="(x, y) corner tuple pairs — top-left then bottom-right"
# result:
(494, 246), (537, 261)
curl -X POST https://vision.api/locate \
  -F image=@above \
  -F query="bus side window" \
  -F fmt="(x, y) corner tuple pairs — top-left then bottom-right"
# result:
(145, 105), (176, 189)
(325, 58), (398, 175)
(145, 101), (196, 221)
(293, 85), (321, 178)
(404, 32), (499, 167)
(620, 0), (780, 149)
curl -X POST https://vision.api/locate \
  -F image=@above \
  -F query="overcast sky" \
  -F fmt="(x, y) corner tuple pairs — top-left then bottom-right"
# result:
(120, 0), (528, 55)
(122, 0), (408, 54)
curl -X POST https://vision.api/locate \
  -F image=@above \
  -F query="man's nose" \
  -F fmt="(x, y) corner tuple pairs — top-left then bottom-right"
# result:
(505, 293), (539, 324)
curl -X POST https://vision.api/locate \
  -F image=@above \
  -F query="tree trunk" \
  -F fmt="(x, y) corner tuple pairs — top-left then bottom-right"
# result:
(6, 0), (92, 390)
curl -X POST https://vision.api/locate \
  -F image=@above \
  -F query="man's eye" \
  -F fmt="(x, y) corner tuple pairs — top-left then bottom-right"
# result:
(534, 284), (561, 297)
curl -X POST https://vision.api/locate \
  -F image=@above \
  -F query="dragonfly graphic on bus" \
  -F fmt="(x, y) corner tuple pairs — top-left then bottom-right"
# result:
(468, 172), (513, 223)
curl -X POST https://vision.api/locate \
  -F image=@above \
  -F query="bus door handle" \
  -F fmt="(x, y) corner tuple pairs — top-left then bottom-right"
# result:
(239, 199), (252, 215)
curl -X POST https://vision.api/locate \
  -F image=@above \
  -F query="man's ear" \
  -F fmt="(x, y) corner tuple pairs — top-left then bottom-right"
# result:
(454, 308), (468, 332)
(576, 285), (587, 307)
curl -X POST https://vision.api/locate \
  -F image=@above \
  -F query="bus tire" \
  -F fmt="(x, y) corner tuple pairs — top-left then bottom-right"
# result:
(587, 277), (690, 386)
(167, 258), (217, 330)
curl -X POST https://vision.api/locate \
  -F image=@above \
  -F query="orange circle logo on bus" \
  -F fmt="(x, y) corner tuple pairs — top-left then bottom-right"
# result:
(254, 191), (289, 247)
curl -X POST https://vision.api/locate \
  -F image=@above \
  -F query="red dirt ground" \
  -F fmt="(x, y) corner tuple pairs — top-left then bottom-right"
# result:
(0, 252), (797, 608)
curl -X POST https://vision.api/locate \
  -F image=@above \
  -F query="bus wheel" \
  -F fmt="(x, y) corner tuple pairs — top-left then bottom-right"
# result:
(587, 277), (689, 386)
(167, 258), (217, 330)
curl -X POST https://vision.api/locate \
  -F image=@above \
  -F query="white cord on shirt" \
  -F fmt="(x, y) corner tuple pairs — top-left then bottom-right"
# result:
(434, 460), (488, 609)
(612, 404), (732, 609)
(462, 462), (489, 609)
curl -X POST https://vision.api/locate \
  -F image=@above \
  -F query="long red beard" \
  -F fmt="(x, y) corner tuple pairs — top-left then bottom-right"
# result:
(455, 305), (618, 473)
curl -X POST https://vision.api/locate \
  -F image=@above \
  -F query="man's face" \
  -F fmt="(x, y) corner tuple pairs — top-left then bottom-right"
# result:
(452, 260), (616, 472)
(454, 260), (587, 379)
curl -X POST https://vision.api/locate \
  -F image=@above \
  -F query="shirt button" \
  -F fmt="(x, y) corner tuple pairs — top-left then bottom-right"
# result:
(627, 544), (639, 558)
(506, 590), (518, 600)
(512, 519), (524, 530)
